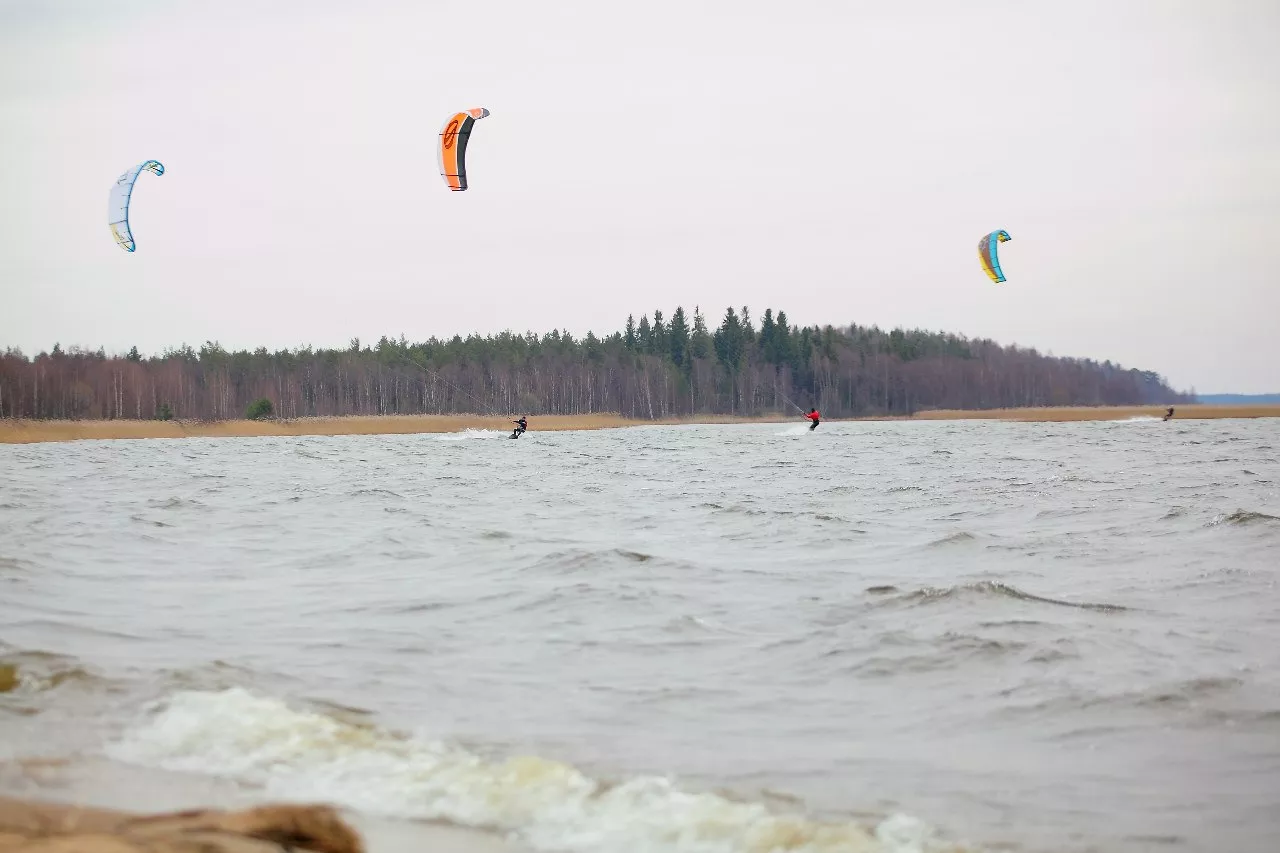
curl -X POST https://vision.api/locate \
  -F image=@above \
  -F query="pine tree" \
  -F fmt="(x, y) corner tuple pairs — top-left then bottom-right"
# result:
(668, 307), (690, 366)
(690, 307), (712, 359)
(651, 310), (668, 360)
(713, 307), (744, 371)
(775, 311), (795, 368)
(758, 309), (776, 364)
(624, 315), (637, 350)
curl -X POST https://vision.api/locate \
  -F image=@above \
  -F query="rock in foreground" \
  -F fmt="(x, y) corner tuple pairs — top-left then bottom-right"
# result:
(0, 797), (364, 853)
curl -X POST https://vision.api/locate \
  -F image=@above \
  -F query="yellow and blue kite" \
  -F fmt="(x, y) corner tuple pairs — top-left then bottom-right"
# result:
(978, 230), (1011, 283)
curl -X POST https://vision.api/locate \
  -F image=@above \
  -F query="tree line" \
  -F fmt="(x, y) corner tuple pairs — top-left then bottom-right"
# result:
(0, 306), (1190, 421)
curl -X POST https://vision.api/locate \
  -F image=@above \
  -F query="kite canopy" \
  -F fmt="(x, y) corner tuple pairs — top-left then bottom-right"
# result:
(108, 160), (165, 252)
(438, 108), (490, 191)
(978, 229), (1012, 283)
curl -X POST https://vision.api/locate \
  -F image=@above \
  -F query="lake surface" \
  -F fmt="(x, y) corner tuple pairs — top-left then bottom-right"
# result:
(2, 418), (1278, 853)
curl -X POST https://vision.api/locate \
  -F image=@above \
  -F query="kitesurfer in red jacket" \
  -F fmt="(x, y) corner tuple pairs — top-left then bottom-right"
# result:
(806, 408), (820, 431)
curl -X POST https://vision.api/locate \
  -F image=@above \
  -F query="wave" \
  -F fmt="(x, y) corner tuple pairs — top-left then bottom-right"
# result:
(1131, 676), (1244, 709)
(659, 614), (748, 638)
(348, 487), (405, 499)
(1007, 675), (1259, 723)
(698, 505), (863, 532)
(892, 581), (1129, 613)
(145, 496), (204, 510)
(523, 548), (659, 576)
(925, 532), (976, 548)
(129, 513), (174, 527)
(844, 632), (1031, 678)
(1033, 507), (1090, 519)
(0, 556), (32, 576)
(1207, 509), (1280, 527)
(0, 648), (101, 701)
(105, 688), (971, 853)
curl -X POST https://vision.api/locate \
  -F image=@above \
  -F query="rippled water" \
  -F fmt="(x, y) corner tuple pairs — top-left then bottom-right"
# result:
(2, 419), (1278, 853)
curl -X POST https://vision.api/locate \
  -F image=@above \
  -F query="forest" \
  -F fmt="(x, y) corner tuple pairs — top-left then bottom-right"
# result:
(0, 306), (1190, 421)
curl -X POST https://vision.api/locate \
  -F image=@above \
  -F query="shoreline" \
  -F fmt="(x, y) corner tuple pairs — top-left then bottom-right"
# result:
(1, 405), (1277, 444)
(872, 404), (1280, 422)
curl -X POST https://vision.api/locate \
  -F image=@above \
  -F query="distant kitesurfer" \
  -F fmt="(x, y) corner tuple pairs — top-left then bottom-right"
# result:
(806, 408), (820, 431)
(1163, 407), (1175, 421)
(511, 416), (527, 439)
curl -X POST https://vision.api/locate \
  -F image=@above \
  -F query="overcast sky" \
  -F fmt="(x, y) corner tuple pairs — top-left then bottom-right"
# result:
(1, 0), (1276, 392)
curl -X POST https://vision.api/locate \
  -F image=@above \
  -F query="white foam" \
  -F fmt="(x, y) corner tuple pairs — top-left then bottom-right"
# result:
(1112, 416), (1162, 423)
(105, 688), (973, 853)
(775, 425), (812, 437)
(435, 428), (505, 441)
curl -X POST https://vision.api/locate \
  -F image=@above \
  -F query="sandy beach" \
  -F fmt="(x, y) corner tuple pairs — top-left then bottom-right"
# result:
(1, 405), (1276, 445)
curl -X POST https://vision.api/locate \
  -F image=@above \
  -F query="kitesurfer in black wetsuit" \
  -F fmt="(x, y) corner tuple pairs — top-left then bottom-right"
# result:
(511, 416), (527, 439)
(1163, 407), (1175, 421)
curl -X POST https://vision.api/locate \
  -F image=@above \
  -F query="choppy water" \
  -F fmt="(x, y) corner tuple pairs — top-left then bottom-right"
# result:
(2, 419), (1278, 853)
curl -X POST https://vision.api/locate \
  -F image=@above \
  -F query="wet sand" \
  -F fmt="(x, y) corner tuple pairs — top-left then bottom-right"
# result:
(0, 405), (1275, 444)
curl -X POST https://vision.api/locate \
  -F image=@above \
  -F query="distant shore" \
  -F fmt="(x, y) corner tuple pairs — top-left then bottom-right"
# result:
(878, 404), (1280, 422)
(1, 405), (1276, 444)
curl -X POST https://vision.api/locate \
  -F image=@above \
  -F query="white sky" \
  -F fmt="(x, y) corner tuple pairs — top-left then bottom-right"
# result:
(1, 0), (1276, 393)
